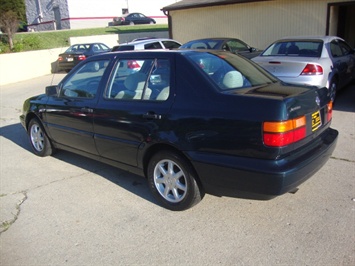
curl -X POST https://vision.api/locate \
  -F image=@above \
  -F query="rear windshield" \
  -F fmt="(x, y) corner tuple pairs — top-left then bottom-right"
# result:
(181, 40), (222, 49)
(261, 40), (323, 57)
(185, 52), (278, 91)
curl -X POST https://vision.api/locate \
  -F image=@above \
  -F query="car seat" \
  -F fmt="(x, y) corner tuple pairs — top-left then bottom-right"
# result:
(115, 72), (151, 99)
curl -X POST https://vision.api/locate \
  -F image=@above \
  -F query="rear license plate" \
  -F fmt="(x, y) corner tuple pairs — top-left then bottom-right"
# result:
(67, 58), (73, 62)
(311, 110), (322, 131)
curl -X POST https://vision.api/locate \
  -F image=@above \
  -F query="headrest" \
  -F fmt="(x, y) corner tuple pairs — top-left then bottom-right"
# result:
(222, 71), (243, 89)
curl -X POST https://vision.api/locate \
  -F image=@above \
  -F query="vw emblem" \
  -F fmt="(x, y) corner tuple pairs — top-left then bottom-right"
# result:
(315, 96), (320, 106)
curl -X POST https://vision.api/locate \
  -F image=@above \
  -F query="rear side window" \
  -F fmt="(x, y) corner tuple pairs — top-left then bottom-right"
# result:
(144, 42), (163, 49)
(185, 52), (277, 91)
(262, 41), (323, 57)
(162, 41), (181, 49)
(330, 40), (352, 57)
(105, 58), (170, 101)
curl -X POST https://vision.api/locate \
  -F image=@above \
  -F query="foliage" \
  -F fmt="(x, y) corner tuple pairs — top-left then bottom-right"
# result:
(0, 0), (26, 50)
(0, 10), (19, 50)
(1, 24), (168, 53)
(0, 0), (26, 22)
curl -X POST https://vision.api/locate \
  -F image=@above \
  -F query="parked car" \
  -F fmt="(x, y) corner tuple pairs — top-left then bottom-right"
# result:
(252, 36), (355, 101)
(180, 37), (262, 59)
(112, 13), (156, 26)
(20, 50), (338, 211)
(58, 43), (111, 72)
(112, 38), (181, 51)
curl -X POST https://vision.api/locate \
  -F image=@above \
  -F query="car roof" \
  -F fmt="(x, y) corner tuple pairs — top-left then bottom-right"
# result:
(96, 49), (225, 58)
(277, 36), (343, 42)
(119, 38), (181, 46)
(71, 43), (107, 46)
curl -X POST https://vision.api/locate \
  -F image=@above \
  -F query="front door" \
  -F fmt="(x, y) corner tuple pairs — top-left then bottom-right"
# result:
(44, 59), (110, 155)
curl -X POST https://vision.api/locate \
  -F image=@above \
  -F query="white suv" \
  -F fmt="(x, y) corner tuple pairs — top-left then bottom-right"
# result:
(112, 38), (181, 51)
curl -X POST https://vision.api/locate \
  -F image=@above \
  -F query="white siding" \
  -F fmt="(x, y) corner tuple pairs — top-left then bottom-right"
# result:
(170, 0), (354, 49)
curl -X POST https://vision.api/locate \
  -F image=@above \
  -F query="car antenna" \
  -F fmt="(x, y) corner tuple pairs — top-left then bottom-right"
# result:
(50, 45), (67, 85)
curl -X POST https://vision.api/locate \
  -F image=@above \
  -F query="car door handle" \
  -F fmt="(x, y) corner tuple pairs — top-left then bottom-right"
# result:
(81, 107), (93, 113)
(142, 112), (161, 120)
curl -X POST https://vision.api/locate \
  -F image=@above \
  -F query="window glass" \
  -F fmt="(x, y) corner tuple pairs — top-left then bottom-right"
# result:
(112, 45), (134, 51)
(330, 41), (343, 57)
(162, 41), (181, 49)
(144, 42), (163, 49)
(262, 41), (323, 57)
(61, 59), (109, 98)
(186, 53), (277, 91)
(339, 40), (352, 56)
(105, 58), (170, 101)
(227, 40), (249, 52)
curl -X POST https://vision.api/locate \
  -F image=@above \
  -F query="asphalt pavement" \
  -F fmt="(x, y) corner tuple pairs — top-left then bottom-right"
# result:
(0, 74), (354, 265)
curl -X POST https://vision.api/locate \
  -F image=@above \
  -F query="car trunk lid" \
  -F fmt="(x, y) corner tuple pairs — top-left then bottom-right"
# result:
(254, 57), (321, 78)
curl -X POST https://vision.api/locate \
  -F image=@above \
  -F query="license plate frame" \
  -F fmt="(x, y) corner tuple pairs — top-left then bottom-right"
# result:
(67, 58), (73, 62)
(311, 110), (322, 132)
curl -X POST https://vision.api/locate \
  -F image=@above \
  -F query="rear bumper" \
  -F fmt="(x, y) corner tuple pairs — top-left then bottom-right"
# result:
(188, 127), (338, 199)
(58, 61), (76, 70)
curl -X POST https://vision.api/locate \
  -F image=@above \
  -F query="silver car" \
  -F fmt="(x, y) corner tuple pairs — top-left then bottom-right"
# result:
(252, 36), (355, 101)
(112, 38), (181, 52)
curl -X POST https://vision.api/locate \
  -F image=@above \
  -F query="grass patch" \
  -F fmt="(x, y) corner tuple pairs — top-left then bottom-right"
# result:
(0, 24), (168, 53)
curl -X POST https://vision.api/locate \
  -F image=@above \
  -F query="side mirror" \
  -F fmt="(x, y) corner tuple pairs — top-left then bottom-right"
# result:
(249, 47), (257, 52)
(46, 85), (59, 96)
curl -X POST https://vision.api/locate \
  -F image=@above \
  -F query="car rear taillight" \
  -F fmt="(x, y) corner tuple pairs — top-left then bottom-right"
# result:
(127, 60), (140, 69)
(301, 64), (323, 75)
(263, 116), (307, 147)
(327, 101), (333, 122)
(78, 55), (86, 61)
(58, 56), (63, 61)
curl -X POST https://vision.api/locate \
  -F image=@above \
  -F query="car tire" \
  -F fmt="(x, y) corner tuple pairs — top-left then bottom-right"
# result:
(28, 118), (54, 157)
(329, 78), (338, 102)
(147, 150), (203, 211)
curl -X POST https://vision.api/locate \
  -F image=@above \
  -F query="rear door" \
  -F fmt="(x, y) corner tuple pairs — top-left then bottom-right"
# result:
(94, 54), (175, 166)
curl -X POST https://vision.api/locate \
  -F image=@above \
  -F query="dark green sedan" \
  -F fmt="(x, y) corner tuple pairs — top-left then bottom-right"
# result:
(20, 50), (338, 211)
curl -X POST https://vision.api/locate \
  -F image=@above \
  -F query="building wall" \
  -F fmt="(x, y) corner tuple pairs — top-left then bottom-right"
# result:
(25, 0), (180, 31)
(169, 0), (354, 50)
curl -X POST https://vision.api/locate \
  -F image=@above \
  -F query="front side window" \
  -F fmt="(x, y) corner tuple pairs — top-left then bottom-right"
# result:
(60, 60), (109, 98)
(105, 58), (170, 101)
(227, 40), (249, 52)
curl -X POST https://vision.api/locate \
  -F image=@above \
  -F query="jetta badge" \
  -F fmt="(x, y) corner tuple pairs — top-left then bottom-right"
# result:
(315, 96), (320, 106)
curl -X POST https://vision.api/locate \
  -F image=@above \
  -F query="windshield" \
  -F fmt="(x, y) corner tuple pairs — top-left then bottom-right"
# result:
(185, 52), (278, 91)
(261, 40), (323, 57)
(65, 44), (90, 53)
